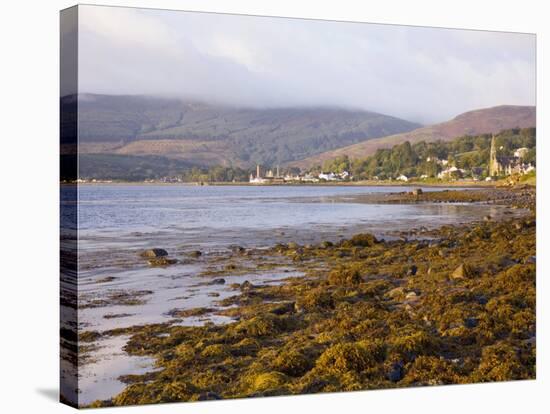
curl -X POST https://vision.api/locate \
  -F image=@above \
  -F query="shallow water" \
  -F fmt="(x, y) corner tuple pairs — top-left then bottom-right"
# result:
(64, 184), (521, 405)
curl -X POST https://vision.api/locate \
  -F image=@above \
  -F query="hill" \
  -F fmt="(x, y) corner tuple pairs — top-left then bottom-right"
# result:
(68, 94), (421, 168)
(290, 105), (536, 168)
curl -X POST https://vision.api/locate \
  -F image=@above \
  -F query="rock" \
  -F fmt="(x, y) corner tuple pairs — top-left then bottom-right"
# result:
(407, 265), (418, 276)
(411, 188), (423, 196)
(287, 242), (299, 249)
(405, 291), (418, 299)
(388, 362), (404, 382)
(475, 295), (488, 305)
(240, 281), (254, 291)
(197, 392), (221, 401)
(386, 287), (406, 299)
(451, 263), (474, 279)
(140, 248), (168, 258)
(188, 250), (202, 258)
(207, 292), (220, 297)
(209, 278), (226, 285)
(320, 241), (333, 249)
(483, 215), (492, 221)
(464, 317), (478, 328)
(148, 257), (177, 266)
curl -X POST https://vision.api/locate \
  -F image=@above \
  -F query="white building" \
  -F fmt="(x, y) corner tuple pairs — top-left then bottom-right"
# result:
(318, 172), (336, 181)
(437, 166), (466, 179)
(514, 147), (529, 159)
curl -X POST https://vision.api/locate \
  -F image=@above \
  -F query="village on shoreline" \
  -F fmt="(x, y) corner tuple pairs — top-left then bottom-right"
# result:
(69, 131), (536, 188)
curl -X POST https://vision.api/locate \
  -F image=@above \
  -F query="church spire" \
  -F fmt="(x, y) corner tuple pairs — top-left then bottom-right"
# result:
(489, 134), (499, 177)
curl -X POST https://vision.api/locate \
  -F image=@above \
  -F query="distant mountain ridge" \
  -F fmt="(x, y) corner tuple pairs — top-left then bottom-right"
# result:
(68, 94), (421, 168)
(290, 105), (536, 168)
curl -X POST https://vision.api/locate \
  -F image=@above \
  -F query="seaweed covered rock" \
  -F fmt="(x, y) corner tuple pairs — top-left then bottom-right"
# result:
(272, 349), (313, 376)
(230, 314), (283, 338)
(200, 344), (231, 360)
(249, 372), (289, 393)
(343, 233), (378, 248)
(402, 356), (461, 385)
(470, 342), (531, 382)
(389, 330), (440, 361)
(148, 257), (177, 267)
(295, 287), (334, 312)
(140, 248), (168, 258)
(113, 381), (197, 405)
(316, 340), (386, 374)
(174, 343), (196, 363)
(327, 264), (363, 285)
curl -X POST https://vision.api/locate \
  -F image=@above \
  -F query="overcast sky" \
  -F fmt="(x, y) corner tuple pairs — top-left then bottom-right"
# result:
(77, 5), (535, 124)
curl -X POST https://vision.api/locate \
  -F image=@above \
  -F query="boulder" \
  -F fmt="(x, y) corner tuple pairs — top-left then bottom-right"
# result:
(464, 317), (478, 328)
(140, 248), (168, 258)
(188, 250), (202, 258)
(407, 265), (418, 276)
(388, 362), (404, 382)
(209, 278), (226, 285)
(411, 188), (423, 196)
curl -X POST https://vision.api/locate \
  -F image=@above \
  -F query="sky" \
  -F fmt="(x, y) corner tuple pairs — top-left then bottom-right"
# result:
(76, 5), (536, 124)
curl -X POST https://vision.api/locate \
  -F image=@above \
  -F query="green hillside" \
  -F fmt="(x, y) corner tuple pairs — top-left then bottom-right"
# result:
(68, 94), (421, 167)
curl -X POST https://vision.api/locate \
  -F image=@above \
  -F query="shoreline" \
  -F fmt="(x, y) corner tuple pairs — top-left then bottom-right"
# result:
(76, 186), (535, 407)
(62, 180), (509, 188)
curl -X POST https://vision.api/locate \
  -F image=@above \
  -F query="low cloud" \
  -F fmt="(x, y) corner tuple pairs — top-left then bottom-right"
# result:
(77, 5), (536, 124)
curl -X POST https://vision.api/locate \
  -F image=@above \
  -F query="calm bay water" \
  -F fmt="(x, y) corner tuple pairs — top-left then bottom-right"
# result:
(75, 184), (501, 253)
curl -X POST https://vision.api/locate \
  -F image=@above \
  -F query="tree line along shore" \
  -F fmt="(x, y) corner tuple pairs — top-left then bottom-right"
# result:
(66, 127), (535, 185)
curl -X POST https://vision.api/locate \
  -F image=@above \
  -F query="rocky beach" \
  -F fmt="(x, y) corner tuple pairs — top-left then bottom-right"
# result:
(62, 185), (536, 407)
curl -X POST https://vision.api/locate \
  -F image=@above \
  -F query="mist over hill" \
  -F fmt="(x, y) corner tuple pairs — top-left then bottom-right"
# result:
(69, 94), (421, 168)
